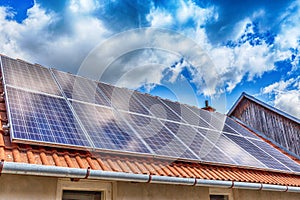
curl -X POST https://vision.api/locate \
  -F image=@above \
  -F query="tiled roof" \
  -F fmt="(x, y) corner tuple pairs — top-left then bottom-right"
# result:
(0, 82), (300, 187)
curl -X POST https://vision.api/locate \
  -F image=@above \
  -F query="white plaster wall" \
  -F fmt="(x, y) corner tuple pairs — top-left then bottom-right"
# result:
(0, 174), (57, 200)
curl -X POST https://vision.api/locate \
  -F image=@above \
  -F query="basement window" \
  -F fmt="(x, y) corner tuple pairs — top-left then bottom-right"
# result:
(62, 190), (101, 200)
(210, 195), (229, 200)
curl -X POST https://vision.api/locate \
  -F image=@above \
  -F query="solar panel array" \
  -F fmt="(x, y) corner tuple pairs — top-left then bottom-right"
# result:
(5, 86), (90, 148)
(71, 101), (151, 154)
(52, 69), (110, 106)
(1, 56), (62, 96)
(1, 55), (300, 173)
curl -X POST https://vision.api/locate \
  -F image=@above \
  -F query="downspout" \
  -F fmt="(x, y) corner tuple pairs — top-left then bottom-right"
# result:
(1, 162), (300, 193)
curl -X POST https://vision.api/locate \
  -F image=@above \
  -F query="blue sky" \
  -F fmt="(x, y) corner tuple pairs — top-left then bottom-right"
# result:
(0, 0), (299, 118)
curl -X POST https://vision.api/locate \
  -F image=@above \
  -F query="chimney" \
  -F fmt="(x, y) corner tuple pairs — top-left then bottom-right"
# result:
(202, 100), (216, 112)
(205, 100), (209, 107)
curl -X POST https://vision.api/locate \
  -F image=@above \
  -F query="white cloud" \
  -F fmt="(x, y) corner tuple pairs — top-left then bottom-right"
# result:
(262, 77), (300, 118)
(144, 0), (299, 100)
(147, 8), (173, 28)
(274, 91), (300, 118)
(230, 18), (253, 41)
(177, 0), (217, 25)
(69, 0), (100, 13)
(0, 3), (110, 71)
(209, 40), (274, 93)
(262, 78), (295, 94)
(103, 49), (180, 89)
(275, 1), (300, 49)
(144, 3), (277, 96)
(274, 0), (300, 70)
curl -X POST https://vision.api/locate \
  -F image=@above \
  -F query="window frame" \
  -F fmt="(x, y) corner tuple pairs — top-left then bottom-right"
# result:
(56, 178), (112, 200)
(209, 188), (233, 200)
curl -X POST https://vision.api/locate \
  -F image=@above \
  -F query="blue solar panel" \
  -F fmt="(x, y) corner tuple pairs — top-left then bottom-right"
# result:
(1, 56), (61, 96)
(208, 113), (241, 135)
(97, 82), (149, 114)
(162, 121), (236, 165)
(199, 129), (267, 168)
(185, 106), (244, 135)
(132, 92), (182, 122)
(224, 117), (259, 139)
(71, 101), (151, 154)
(6, 86), (90, 148)
(248, 138), (300, 172)
(52, 70), (110, 107)
(160, 99), (211, 128)
(224, 133), (291, 171)
(121, 112), (198, 160)
(183, 104), (220, 130)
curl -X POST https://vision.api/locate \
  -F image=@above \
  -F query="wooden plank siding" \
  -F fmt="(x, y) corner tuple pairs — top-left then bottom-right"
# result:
(230, 98), (300, 156)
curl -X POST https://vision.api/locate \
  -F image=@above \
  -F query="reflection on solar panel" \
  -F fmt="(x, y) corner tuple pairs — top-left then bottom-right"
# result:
(121, 112), (198, 160)
(132, 92), (182, 122)
(1, 56), (61, 96)
(224, 117), (259, 139)
(6, 86), (90, 148)
(225, 134), (290, 171)
(200, 129), (266, 168)
(97, 82), (149, 114)
(52, 70), (110, 107)
(71, 101), (151, 154)
(248, 138), (300, 172)
(162, 121), (235, 165)
(185, 104), (254, 137)
(183, 104), (218, 130)
(160, 99), (211, 128)
(207, 113), (241, 135)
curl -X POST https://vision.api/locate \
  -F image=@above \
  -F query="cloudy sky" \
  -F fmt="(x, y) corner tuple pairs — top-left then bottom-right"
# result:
(0, 0), (299, 118)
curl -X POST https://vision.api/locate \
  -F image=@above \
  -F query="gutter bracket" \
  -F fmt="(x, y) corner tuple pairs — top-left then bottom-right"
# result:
(147, 175), (152, 183)
(0, 159), (4, 176)
(70, 167), (90, 182)
(192, 178), (197, 186)
(259, 183), (263, 190)
(229, 181), (234, 188)
(284, 186), (289, 192)
(84, 167), (90, 179)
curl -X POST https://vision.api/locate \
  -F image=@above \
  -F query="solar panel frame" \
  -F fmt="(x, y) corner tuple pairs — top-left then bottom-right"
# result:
(248, 138), (300, 172)
(183, 104), (222, 130)
(5, 86), (92, 149)
(51, 69), (110, 107)
(159, 99), (212, 128)
(120, 112), (199, 161)
(224, 133), (291, 172)
(132, 91), (182, 122)
(206, 113), (242, 135)
(0, 56), (62, 96)
(184, 103), (258, 138)
(97, 82), (149, 114)
(198, 128), (267, 168)
(223, 117), (259, 139)
(70, 100), (153, 155)
(161, 120), (237, 165)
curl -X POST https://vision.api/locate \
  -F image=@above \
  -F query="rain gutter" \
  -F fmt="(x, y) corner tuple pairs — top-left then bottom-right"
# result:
(1, 161), (300, 193)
